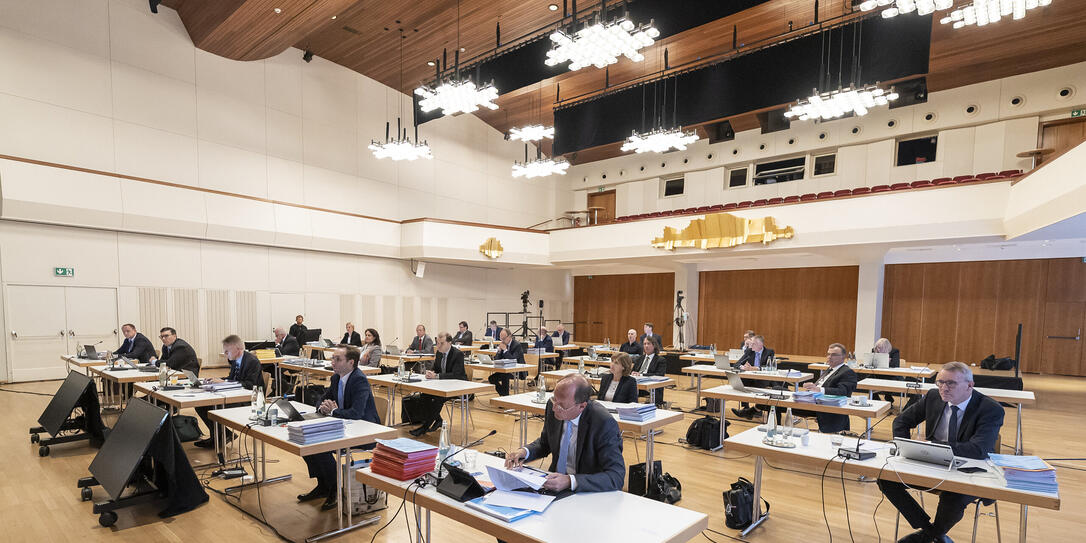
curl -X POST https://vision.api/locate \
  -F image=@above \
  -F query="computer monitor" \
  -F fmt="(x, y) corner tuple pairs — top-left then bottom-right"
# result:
(245, 340), (275, 351)
(857, 352), (874, 367)
(552, 334), (564, 347)
(83, 345), (99, 359)
(303, 329), (322, 343)
(38, 371), (94, 437)
(713, 354), (732, 369)
(872, 352), (890, 368)
(727, 349), (744, 361)
(88, 399), (168, 501)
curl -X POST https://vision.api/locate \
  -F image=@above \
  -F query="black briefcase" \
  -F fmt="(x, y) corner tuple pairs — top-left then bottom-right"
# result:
(400, 393), (427, 424)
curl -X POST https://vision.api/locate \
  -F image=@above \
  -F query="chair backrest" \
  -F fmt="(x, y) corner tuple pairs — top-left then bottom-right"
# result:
(373, 395), (389, 424)
(262, 371), (271, 393)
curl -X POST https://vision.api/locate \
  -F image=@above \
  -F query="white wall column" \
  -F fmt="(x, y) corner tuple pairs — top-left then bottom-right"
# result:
(854, 255), (886, 355)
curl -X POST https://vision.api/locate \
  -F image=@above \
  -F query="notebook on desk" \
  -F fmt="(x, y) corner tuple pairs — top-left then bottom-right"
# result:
(274, 398), (323, 421)
(893, 438), (966, 469)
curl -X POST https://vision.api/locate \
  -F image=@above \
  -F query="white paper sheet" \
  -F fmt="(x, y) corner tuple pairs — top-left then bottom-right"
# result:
(483, 489), (555, 512)
(486, 465), (548, 491)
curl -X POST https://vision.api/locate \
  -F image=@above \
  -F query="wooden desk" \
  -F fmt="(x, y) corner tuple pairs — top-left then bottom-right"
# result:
(561, 355), (612, 369)
(724, 427), (1059, 541)
(367, 374), (493, 445)
(541, 369), (676, 404)
(89, 365), (162, 408)
(356, 450), (708, 543)
(209, 402), (396, 541)
(808, 363), (935, 380)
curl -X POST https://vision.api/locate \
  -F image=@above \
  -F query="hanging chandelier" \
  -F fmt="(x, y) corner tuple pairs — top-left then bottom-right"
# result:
(939, 0), (1052, 28)
(371, 30), (431, 161)
(858, 0), (954, 18)
(512, 156), (570, 178)
(544, 15), (660, 71)
(621, 127), (698, 154)
(415, 79), (499, 116)
(508, 124), (554, 142)
(784, 84), (899, 121)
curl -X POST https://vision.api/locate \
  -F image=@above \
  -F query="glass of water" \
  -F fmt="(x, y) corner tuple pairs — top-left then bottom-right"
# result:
(463, 449), (478, 470)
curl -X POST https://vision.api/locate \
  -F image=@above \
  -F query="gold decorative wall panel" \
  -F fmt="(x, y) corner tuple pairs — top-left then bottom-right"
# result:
(651, 212), (794, 250)
(479, 237), (504, 259)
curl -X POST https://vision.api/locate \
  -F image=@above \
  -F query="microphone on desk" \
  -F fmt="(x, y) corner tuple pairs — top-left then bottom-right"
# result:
(439, 429), (497, 477)
(435, 429), (498, 502)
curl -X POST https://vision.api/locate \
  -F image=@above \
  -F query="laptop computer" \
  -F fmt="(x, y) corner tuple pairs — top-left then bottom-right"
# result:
(714, 354), (732, 370)
(386, 345), (401, 356)
(475, 353), (493, 364)
(727, 349), (744, 361)
(894, 438), (966, 469)
(83, 345), (99, 359)
(552, 335), (564, 347)
(587, 347), (597, 360)
(274, 398), (324, 422)
(322, 338), (335, 348)
(857, 352), (874, 367)
(725, 371), (771, 395)
(872, 352), (890, 368)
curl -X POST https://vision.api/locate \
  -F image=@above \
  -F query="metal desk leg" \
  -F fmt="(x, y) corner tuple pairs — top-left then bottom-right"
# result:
(1018, 504), (1027, 543)
(225, 438), (292, 493)
(865, 417), (873, 441)
(307, 448), (381, 542)
(518, 409), (528, 448)
(695, 375), (703, 410)
(1015, 404), (1023, 455)
(740, 456), (769, 537)
(712, 399), (725, 451)
(649, 387), (656, 405)
(645, 424), (656, 492)
(276, 364), (282, 397)
(460, 394), (470, 446)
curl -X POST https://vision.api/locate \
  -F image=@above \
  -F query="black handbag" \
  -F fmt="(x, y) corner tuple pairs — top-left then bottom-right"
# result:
(293, 384), (326, 407)
(400, 393), (427, 424)
(685, 415), (726, 450)
(628, 460), (682, 504)
(724, 477), (770, 529)
(170, 414), (201, 442)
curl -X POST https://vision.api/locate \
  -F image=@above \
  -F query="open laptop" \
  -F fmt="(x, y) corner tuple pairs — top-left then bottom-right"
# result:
(725, 371), (771, 395)
(83, 345), (100, 359)
(552, 334), (564, 347)
(894, 438), (966, 469)
(872, 352), (890, 368)
(386, 345), (401, 356)
(587, 347), (597, 360)
(475, 353), (493, 364)
(714, 354), (732, 370)
(857, 352), (874, 367)
(727, 349), (744, 361)
(322, 338), (335, 348)
(274, 398), (324, 422)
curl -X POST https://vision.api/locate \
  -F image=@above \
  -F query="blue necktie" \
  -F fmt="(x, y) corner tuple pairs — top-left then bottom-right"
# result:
(556, 420), (572, 474)
(338, 376), (347, 408)
(123, 338), (132, 352)
(754, 351), (761, 367)
(947, 405), (960, 443)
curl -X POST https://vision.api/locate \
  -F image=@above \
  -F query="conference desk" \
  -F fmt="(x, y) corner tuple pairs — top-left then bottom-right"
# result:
(367, 374), (493, 445)
(278, 359), (380, 403)
(808, 363), (935, 380)
(300, 344), (336, 359)
(723, 427), (1059, 542)
(208, 402), (397, 542)
(489, 392), (685, 488)
(553, 344), (581, 353)
(61, 354), (106, 373)
(132, 379), (253, 459)
(682, 365), (815, 408)
(89, 365), (161, 408)
(540, 368), (676, 404)
(561, 354), (612, 369)
(384, 353), (436, 371)
(355, 450), (709, 543)
(857, 378), (1036, 454)
(465, 362), (538, 395)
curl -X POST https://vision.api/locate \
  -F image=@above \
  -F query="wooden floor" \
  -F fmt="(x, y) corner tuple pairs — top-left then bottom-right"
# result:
(2, 369), (1083, 543)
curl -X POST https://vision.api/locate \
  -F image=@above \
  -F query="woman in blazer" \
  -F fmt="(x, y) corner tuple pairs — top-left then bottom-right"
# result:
(597, 352), (638, 403)
(360, 328), (383, 368)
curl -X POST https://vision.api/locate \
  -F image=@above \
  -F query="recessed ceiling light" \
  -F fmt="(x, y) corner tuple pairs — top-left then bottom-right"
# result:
(427, 61), (435, 66)
(460, 47), (466, 52)
(274, 7), (281, 14)
(331, 15), (337, 20)
(548, 3), (559, 10)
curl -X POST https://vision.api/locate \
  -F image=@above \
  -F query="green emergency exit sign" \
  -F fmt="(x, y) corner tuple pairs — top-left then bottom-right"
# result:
(1072, 108), (1086, 118)
(54, 267), (74, 277)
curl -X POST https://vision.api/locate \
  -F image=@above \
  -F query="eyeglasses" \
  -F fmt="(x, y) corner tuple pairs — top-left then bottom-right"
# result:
(935, 380), (961, 388)
(159, 334), (172, 339)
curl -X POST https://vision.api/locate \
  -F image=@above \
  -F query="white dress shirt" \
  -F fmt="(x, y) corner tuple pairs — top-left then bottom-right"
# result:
(934, 395), (971, 443)
(520, 412), (582, 491)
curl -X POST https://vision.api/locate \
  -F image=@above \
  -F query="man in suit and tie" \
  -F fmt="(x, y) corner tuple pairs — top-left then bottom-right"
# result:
(114, 323), (155, 364)
(878, 362), (1004, 543)
(490, 328), (525, 396)
(504, 374), (625, 493)
(631, 337), (667, 406)
(732, 335), (777, 419)
(275, 327), (300, 356)
(298, 347), (380, 511)
(638, 322), (661, 347)
(452, 321), (473, 346)
(800, 343), (859, 432)
(410, 333), (467, 436)
(151, 327), (200, 375)
(407, 324), (434, 354)
(340, 322), (362, 346)
(534, 325), (554, 352)
(552, 323), (571, 345)
(740, 330), (756, 351)
(195, 335), (263, 448)
(484, 320), (502, 339)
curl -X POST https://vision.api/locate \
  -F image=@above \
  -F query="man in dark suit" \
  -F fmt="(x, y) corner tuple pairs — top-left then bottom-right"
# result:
(505, 374), (625, 493)
(152, 327), (200, 375)
(195, 335), (263, 448)
(275, 327), (300, 356)
(410, 333), (467, 436)
(114, 323), (155, 364)
(552, 324), (571, 346)
(484, 320), (502, 339)
(298, 347), (380, 511)
(490, 328), (524, 396)
(534, 326), (554, 352)
(732, 335), (777, 419)
(800, 342), (859, 433)
(289, 315), (307, 342)
(638, 322), (661, 347)
(631, 337), (667, 406)
(340, 322), (362, 346)
(407, 324), (434, 354)
(452, 321), (473, 346)
(618, 329), (643, 356)
(878, 362), (1005, 543)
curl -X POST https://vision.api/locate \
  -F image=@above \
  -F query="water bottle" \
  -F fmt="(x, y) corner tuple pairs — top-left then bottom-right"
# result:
(767, 354), (776, 373)
(766, 406), (778, 440)
(397, 359), (405, 380)
(578, 356), (585, 374)
(255, 386), (265, 416)
(536, 374), (547, 402)
(250, 387), (259, 419)
(710, 343), (716, 355)
(782, 407), (794, 440)
(158, 363), (168, 387)
(437, 421), (451, 468)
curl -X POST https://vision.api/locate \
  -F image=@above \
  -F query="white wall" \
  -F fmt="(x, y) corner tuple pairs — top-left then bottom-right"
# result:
(0, 0), (559, 228)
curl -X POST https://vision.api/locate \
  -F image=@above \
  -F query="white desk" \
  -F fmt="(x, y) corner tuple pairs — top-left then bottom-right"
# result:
(277, 359), (379, 403)
(368, 374), (494, 446)
(682, 365), (814, 407)
(356, 450), (708, 543)
(809, 363), (935, 380)
(208, 402), (396, 542)
(465, 362), (538, 395)
(723, 427), (1059, 541)
(89, 365), (161, 408)
(61, 354), (106, 373)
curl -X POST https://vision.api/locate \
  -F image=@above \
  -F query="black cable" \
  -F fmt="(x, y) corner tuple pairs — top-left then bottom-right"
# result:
(820, 455), (835, 543)
(369, 480), (418, 543)
(705, 528), (745, 542)
(0, 386), (54, 397)
(871, 460), (890, 543)
(840, 458), (856, 543)
(702, 533), (718, 543)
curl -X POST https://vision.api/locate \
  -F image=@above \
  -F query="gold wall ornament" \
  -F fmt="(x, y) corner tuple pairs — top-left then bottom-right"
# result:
(651, 212), (795, 250)
(479, 237), (504, 259)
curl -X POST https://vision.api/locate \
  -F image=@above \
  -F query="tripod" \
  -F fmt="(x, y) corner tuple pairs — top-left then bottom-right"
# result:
(674, 293), (687, 351)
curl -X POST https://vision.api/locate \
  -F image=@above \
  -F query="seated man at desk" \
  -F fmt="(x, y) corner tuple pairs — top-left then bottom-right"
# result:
(489, 328), (525, 396)
(452, 321), (473, 346)
(552, 323), (571, 345)
(534, 325), (554, 352)
(732, 335), (776, 420)
(877, 361), (1004, 543)
(597, 352), (637, 403)
(618, 329), (643, 356)
(638, 322), (661, 347)
(151, 327), (200, 375)
(484, 320), (502, 339)
(340, 322), (362, 346)
(298, 347), (380, 511)
(800, 342), (858, 433)
(410, 333), (466, 436)
(275, 327), (300, 356)
(114, 323), (156, 364)
(407, 324), (434, 354)
(194, 335), (262, 448)
(632, 337), (667, 406)
(505, 374), (625, 493)
(740, 330), (755, 351)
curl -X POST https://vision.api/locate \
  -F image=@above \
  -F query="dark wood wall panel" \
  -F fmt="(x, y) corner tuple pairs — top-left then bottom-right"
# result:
(882, 258), (1086, 376)
(698, 266), (858, 356)
(573, 273), (675, 345)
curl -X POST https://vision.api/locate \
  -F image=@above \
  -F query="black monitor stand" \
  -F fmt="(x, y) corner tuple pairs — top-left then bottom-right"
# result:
(30, 370), (106, 456)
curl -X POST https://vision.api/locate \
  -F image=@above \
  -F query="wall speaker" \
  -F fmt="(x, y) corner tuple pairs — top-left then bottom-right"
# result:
(411, 260), (426, 278)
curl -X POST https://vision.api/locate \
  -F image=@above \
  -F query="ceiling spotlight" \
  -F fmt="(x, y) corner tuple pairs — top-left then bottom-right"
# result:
(548, 3), (559, 10)
(427, 60), (436, 66)
(331, 15), (337, 20)
(940, 0), (1052, 29)
(302, 49), (314, 63)
(460, 47), (466, 52)
(784, 84), (899, 121)
(512, 157), (569, 178)
(621, 127), (698, 154)
(274, 7), (281, 14)
(415, 79), (499, 116)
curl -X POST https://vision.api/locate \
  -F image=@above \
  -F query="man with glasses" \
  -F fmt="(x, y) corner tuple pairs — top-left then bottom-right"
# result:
(194, 335), (262, 448)
(800, 342), (858, 433)
(877, 361), (1004, 543)
(410, 333), (467, 436)
(504, 374), (624, 493)
(150, 327), (200, 375)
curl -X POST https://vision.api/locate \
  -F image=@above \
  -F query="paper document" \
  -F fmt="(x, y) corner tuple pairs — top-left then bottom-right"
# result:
(484, 489), (555, 512)
(486, 465), (548, 491)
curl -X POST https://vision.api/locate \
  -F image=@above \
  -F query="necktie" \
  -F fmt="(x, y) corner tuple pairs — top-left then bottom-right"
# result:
(642, 355), (651, 373)
(123, 338), (132, 352)
(754, 351), (761, 367)
(947, 405), (960, 443)
(556, 420), (572, 474)
(440, 352), (446, 373)
(338, 375), (347, 407)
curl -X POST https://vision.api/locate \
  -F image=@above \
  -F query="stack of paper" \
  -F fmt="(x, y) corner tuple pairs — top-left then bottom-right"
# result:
(286, 418), (345, 444)
(792, 390), (818, 403)
(617, 403), (657, 422)
(815, 395), (849, 406)
(989, 454), (1059, 494)
(371, 438), (438, 480)
(464, 465), (554, 522)
(492, 358), (518, 367)
(635, 375), (669, 383)
(202, 381), (243, 392)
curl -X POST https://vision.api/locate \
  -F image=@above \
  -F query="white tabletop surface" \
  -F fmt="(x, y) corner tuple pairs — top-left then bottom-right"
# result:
(857, 378), (1036, 404)
(133, 381), (252, 407)
(209, 402), (396, 456)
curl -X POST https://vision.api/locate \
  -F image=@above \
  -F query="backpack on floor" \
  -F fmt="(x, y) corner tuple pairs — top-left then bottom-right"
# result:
(724, 477), (769, 529)
(685, 416), (725, 450)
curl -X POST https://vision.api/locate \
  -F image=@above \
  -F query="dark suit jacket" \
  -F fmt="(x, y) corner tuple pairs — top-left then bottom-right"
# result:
(736, 347), (776, 369)
(115, 332), (155, 364)
(484, 327), (502, 338)
(160, 338), (200, 375)
(496, 339), (526, 364)
(631, 352), (666, 376)
(409, 335), (434, 354)
(597, 374), (638, 403)
(432, 347), (468, 380)
(228, 351), (263, 390)
(322, 368), (380, 423)
(341, 331), (362, 347)
(893, 388), (1004, 459)
(452, 330), (473, 345)
(889, 348), (901, 368)
(552, 331), (571, 344)
(618, 341), (643, 356)
(277, 335), (300, 356)
(534, 335), (554, 353)
(526, 400), (625, 493)
(289, 323), (307, 341)
(814, 365), (859, 433)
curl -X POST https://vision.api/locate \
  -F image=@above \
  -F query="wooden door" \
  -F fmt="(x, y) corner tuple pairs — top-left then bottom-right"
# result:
(1039, 119), (1086, 165)
(586, 190), (616, 225)
(1041, 302), (1084, 375)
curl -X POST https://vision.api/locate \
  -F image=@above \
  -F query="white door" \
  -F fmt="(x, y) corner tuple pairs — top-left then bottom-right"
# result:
(6, 285), (68, 381)
(65, 287), (119, 361)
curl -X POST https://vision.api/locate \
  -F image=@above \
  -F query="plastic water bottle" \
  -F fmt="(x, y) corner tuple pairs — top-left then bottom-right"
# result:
(397, 359), (405, 380)
(255, 386), (265, 416)
(536, 375), (547, 402)
(437, 421), (450, 466)
(767, 354), (776, 373)
(766, 406), (778, 440)
(578, 356), (585, 374)
(158, 363), (168, 387)
(710, 343), (716, 355)
(782, 407), (794, 440)
(250, 387), (259, 418)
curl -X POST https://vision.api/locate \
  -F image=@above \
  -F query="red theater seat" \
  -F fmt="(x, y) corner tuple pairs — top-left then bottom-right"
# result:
(975, 172), (997, 180)
(912, 179), (934, 188)
(870, 185), (891, 193)
(890, 183), (911, 191)
(952, 175), (973, 182)
(933, 178), (957, 186)
(957, 177), (980, 184)
(782, 195), (801, 203)
(999, 169), (1022, 176)
(722, 202), (738, 210)
(767, 197), (784, 205)
(709, 204), (725, 211)
(851, 187), (871, 195)
(833, 189), (852, 197)
(816, 191), (834, 199)
(800, 193), (818, 201)
(737, 201), (753, 208)
(751, 199), (768, 207)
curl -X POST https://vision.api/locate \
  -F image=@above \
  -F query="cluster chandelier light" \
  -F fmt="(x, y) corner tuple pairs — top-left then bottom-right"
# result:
(544, 14), (660, 71)
(512, 156), (570, 178)
(784, 85), (899, 121)
(940, 0), (1052, 28)
(414, 0), (499, 117)
(508, 124), (554, 142)
(622, 74), (699, 154)
(858, 0), (954, 18)
(511, 86), (567, 178)
(370, 30), (431, 161)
